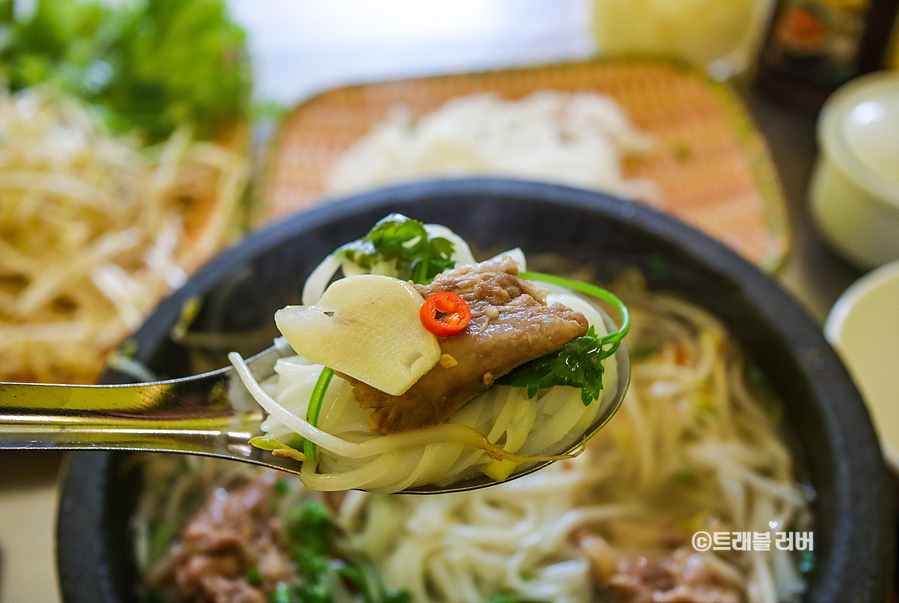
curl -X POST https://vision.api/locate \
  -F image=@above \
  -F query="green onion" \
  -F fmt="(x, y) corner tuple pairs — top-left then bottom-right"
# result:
(304, 367), (334, 462)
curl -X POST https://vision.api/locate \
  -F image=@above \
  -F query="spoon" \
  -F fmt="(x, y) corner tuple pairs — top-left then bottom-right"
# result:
(0, 331), (629, 494)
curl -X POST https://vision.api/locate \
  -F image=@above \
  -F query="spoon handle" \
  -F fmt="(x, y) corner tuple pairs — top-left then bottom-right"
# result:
(0, 347), (278, 454)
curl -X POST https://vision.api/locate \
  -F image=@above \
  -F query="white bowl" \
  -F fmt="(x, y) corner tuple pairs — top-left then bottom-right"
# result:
(825, 259), (899, 472)
(810, 72), (899, 270)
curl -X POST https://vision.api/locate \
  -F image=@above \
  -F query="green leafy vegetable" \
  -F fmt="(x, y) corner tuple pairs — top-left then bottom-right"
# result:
(743, 359), (783, 424)
(146, 520), (177, 568)
(673, 468), (696, 484)
(498, 272), (629, 405)
(278, 500), (412, 603)
(0, 0), (250, 141)
(337, 560), (412, 603)
(486, 591), (545, 603)
(280, 502), (334, 601)
(488, 592), (524, 603)
(284, 500), (332, 555)
(334, 214), (455, 285)
(271, 581), (330, 603)
(245, 563), (262, 587)
(145, 588), (165, 603)
(499, 325), (610, 405)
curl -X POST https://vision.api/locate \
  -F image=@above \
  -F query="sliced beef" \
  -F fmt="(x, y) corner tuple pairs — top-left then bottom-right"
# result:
(348, 256), (588, 434)
(580, 536), (743, 603)
(149, 472), (295, 603)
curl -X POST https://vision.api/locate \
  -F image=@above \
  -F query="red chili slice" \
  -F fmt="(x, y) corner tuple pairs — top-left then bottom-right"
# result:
(420, 292), (471, 337)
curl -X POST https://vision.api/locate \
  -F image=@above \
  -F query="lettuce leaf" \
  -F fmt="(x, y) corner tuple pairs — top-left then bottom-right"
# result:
(0, 0), (250, 141)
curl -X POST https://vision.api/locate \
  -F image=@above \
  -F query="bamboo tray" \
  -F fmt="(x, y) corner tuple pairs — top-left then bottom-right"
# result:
(262, 59), (789, 271)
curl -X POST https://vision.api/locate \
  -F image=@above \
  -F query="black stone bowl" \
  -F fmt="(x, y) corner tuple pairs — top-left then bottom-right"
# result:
(57, 178), (895, 603)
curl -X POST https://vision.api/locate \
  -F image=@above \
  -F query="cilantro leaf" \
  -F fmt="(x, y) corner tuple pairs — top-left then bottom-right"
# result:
(496, 272), (630, 406)
(333, 214), (455, 284)
(498, 326), (612, 405)
(283, 500), (332, 556)
(337, 560), (412, 603)
(278, 500), (413, 603)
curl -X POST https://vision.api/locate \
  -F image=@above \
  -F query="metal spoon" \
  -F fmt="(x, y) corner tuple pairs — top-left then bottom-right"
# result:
(0, 333), (629, 494)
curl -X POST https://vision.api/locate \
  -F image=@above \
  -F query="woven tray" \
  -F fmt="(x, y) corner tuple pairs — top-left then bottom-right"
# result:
(261, 59), (789, 271)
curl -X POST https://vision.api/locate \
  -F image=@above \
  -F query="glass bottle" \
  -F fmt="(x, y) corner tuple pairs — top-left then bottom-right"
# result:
(755, 0), (899, 112)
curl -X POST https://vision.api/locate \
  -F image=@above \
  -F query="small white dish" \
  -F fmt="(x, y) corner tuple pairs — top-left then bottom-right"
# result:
(810, 71), (899, 270)
(825, 259), (899, 472)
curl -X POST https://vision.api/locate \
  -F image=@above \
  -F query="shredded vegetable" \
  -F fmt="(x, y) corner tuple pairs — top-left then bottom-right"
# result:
(0, 89), (248, 383)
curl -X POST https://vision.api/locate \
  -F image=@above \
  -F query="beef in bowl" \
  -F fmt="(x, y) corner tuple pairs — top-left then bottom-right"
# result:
(57, 179), (895, 603)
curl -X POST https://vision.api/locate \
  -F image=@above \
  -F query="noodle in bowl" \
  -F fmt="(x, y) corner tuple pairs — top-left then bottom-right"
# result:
(56, 180), (895, 603)
(132, 269), (809, 603)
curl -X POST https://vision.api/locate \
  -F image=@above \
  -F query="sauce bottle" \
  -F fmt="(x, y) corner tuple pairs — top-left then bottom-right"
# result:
(754, 0), (899, 112)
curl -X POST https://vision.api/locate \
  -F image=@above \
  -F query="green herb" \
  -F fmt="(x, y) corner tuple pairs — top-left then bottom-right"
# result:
(145, 588), (165, 603)
(334, 214), (455, 285)
(0, 0), (251, 141)
(497, 272), (629, 405)
(486, 590), (548, 603)
(487, 592), (528, 603)
(271, 582), (330, 603)
(146, 520), (176, 567)
(499, 325), (609, 405)
(270, 583), (293, 603)
(277, 500), (412, 603)
(304, 367), (334, 462)
(284, 500), (332, 555)
(673, 468), (696, 484)
(694, 403), (718, 422)
(743, 359), (783, 424)
(281, 501), (334, 602)
(629, 344), (658, 362)
(337, 560), (412, 603)
(245, 563), (262, 587)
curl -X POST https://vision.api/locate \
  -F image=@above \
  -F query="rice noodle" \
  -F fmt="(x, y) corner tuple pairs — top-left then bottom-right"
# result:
(139, 267), (812, 603)
(324, 92), (657, 201)
(331, 270), (812, 603)
(229, 241), (618, 493)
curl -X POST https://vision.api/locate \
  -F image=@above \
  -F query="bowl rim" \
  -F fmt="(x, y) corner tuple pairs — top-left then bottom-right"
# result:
(57, 177), (896, 603)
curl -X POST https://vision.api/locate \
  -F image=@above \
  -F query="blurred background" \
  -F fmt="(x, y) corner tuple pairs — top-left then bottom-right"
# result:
(1, 0), (898, 601)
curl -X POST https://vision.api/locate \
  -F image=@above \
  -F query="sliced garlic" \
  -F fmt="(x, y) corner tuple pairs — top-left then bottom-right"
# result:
(275, 275), (441, 395)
